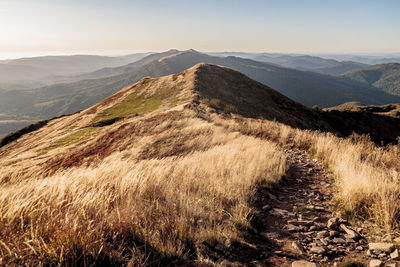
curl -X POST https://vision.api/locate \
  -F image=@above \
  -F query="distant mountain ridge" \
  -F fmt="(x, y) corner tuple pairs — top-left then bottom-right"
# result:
(252, 54), (368, 75)
(342, 63), (400, 96)
(0, 53), (151, 89)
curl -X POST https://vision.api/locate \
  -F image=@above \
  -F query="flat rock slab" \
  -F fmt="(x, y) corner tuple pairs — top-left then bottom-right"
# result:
(369, 259), (383, 267)
(292, 260), (317, 267)
(369, 242), (395, 253)
(391, 248), (400, 260)
(340, 224), (359, 239)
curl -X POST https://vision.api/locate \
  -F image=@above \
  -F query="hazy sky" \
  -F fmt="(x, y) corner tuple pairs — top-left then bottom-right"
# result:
(0, 0), (399, 59)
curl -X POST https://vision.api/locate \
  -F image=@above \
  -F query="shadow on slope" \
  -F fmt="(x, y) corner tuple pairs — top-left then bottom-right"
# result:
(193, 64), (400, 144)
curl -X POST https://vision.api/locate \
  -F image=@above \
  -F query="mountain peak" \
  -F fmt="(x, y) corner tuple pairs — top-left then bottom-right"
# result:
(166, 49), (180, 53)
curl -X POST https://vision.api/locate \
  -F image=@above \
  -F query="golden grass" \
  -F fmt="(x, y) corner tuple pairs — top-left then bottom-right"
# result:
(0, 111), (287, 265)
(214, 113), (400, 234)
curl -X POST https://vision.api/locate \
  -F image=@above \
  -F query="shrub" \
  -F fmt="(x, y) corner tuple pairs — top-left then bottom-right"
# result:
(224, 104), (238, 114)
(209, 98), (222, 110)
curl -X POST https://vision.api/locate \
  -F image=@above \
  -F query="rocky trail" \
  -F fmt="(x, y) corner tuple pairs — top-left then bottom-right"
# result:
(207, 149), (400, 267)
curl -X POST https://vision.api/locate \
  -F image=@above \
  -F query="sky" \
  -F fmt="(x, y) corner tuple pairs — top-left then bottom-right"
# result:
(0, 0), (399, 59)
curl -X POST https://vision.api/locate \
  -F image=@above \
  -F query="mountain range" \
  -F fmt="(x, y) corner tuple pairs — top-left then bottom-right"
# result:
(1, 50), (400, 137)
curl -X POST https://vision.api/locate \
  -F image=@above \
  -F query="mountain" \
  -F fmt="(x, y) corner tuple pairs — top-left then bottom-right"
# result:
(1, 50), (400, 137)
(0, 54), (149, 89)
(317, 54), (400, 65)
(341, 63), (400, 96)
(253, 54), (368, 75)
(70, 49), (181, 81)
(2, 64), (400, 265)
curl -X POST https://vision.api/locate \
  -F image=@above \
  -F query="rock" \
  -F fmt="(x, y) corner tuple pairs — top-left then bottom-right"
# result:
(332, 237), (346, 244)
(356, 245), (364, 251)
(317, 230), (329, 238)
(378, 253), (386, 259)
(394, 237), (400, 243)
(386, 264), (397, 267)
(288, 220), (314, 227)
(292, 241), (305, 255)
(309, 225), (317, 231)
(340, 224), (359, 239)
(270, 208), (289, 217)
(306, 204), (315, 210)
(262, 204), (272, 211)
(367, 249), (372, 256)
(314, 206), (325, 211)
(267, 192), (277, 200)
(292, 260), (316, 267)
(369, 259), (383, 267)
(369, 242), (395, 254)
(329, 230), (339, 237)
(288, 224), (307, 232)
(391, 249), (400, 260)
(317, 238), (329, 246)
(345, 237), (356, 243)
(327, 217), (340, 230)
(310, 245), (326, 255)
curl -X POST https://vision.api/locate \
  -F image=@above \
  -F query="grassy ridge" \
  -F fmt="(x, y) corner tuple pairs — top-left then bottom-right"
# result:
(0, 112), (288, 265)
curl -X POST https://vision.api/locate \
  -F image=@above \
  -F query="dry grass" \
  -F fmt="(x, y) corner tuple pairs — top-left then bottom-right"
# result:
(214, 113), (400, 234)
(0, 109), (287, 265)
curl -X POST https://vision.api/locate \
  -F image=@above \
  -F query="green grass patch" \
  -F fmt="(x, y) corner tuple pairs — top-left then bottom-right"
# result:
(93, 80), (184, 123)
(40, 127), (99, 153)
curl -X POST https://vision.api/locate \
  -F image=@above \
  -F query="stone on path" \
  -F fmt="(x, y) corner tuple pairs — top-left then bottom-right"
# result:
(292, 241), (306, 255)
(369, 242), (395, 253)
(310, 244), (326, 255)
(369, 259), (383, 267)
(292, 260), (316, 267)
(270, 208), (291, 217)
(327, 217), (340, 230)
(340, 224), (359, 239)
(391, 248), (400, 260)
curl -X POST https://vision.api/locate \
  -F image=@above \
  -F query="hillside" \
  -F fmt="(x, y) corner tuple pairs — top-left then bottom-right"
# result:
(2, 50), (400, 137)
(253, 54), (368, 75)
(326, 101), (400, 118)
(342, 63), (400, 96)
(2, 64), (400, 265)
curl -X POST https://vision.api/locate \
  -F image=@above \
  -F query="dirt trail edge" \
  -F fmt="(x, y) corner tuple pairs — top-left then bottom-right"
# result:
(211, 148), (378, 266)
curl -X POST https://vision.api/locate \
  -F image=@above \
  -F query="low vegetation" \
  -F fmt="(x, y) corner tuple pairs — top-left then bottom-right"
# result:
(42, 127), (99, 152)
(213, 113), (400, 234)
(93, 79), (183, 123)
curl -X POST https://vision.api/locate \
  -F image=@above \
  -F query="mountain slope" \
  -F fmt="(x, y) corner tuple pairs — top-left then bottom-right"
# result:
(1, 50), (400, 137)
(342, 63), (400, 96)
